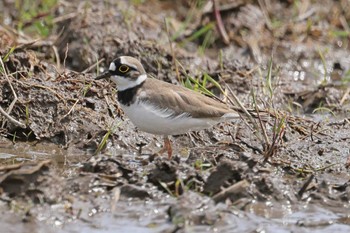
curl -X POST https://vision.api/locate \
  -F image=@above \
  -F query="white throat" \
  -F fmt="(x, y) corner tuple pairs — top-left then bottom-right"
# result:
(110, 74), (147, 91)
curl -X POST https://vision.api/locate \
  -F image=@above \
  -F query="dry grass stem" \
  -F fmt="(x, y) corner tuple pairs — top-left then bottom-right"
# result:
(0, 106), (26, 129)
(213, 180), (249, 202)
(340, 87), (350, 106)
(212, 0), (230, 44)
(83, 58), (105, 74)
(224, 84), (264, 143)
(52, 45), (61, 70)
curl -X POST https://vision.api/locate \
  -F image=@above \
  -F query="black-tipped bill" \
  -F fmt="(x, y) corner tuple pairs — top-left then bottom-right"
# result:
(95, 70), (111, 80)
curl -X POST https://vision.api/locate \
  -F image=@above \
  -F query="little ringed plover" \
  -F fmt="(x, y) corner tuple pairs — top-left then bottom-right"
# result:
(96, 56), (239, 158)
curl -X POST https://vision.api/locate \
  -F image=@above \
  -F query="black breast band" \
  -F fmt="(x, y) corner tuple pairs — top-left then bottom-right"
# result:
(117, 82), (144, 106)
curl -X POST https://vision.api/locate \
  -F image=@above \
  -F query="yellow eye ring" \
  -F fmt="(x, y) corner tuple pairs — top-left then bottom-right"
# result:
(119, 65), (129, 73)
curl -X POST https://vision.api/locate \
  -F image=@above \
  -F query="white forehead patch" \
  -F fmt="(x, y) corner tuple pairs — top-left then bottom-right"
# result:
(109, 62), (116, 71)
(120, 56), (138, 70)
(120, 56), (126, 66)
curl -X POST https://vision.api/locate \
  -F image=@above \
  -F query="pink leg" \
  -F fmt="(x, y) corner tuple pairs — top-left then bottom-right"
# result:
(157, 136), (173, 159)
(163, 136), (172, 159)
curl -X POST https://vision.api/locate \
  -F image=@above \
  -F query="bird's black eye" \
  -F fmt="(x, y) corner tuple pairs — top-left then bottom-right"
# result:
(119, 65), (129, 73)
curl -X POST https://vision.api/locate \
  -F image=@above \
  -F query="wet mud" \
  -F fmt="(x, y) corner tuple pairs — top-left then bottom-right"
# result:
(0, 0), (350, 232)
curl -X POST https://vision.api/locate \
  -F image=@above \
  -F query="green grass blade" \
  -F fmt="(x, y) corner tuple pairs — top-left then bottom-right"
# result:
(95, 121), (122, 155)
(187, 75), (214, 96)
(203, 73), (224, 93)
(3, 46), (16, 62)
(312, 107), (335, 116)
(198, 29), (213, 55)
(180, 23), (214, 46)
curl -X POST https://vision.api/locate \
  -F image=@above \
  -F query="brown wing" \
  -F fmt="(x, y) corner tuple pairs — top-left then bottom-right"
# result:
(139, 78), (237, 118)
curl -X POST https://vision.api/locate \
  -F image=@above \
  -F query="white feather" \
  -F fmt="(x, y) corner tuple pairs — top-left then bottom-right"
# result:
(222, 112), (240, 119)
(111, 74), (147, 91)
(109, 62), (116, 71)
(120, 101), (224, 135)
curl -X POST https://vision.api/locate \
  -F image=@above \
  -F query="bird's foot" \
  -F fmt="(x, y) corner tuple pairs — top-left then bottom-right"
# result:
(154, 136), (172, 159)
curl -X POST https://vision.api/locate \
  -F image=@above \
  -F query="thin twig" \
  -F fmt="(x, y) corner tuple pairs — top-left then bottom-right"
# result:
(340, 87), (350, 106)
(82, 58), (105, 74)
(0, 57), (26, 129)
(0, 58), (17, 111)
(297, 174), (314, 200)
(0, 106), (26, 128)
(61, 99), (79, 119)
(212, 0), (230, 44)
(63, 43), (69, 69)
(52, 45), (60, 71)
(224, 84), (264, 143)
(16, 39), (53, 49)
(52, 12), (78, 24)
(212, 180), (249, 202)
(252, 91), (270, 145)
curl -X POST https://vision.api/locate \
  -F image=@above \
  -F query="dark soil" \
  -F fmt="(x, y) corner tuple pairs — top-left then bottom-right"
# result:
(0, 0), (350, 232)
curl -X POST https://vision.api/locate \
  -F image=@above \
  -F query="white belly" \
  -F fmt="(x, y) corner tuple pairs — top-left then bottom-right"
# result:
(120, 102), (222, 135)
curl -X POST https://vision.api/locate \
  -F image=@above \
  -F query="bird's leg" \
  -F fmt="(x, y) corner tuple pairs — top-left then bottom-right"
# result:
(164, 136), (172, 159)
(157, 136), (173, 159)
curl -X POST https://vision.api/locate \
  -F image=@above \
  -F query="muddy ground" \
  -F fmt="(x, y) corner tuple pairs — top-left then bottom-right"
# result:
(0, 0), (350, 232)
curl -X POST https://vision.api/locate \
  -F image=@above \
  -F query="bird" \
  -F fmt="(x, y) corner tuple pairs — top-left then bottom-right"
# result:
(96, 56), (240, 158)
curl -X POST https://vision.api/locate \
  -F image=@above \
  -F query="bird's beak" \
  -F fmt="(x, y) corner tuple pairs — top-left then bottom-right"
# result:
(95, 70), (111, 80)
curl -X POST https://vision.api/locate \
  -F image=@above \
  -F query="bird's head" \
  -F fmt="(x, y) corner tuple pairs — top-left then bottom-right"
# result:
(96, 56), (147, 90)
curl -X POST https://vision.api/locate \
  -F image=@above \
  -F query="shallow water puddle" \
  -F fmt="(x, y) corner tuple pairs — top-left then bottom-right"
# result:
(0, 141), (90, 169)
